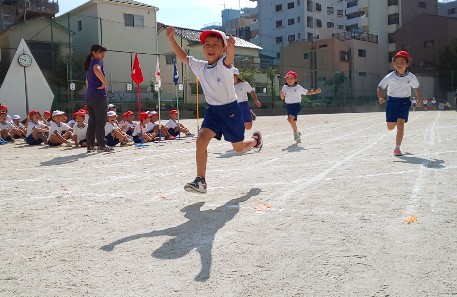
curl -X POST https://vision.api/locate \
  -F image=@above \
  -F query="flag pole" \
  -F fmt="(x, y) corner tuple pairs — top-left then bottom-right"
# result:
(136, 83), (148, 148)
(132, 52), (148, 148)
(173, 59), (182, 140)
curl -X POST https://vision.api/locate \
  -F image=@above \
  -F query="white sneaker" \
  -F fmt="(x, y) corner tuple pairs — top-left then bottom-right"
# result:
(293, 131), (301, 143)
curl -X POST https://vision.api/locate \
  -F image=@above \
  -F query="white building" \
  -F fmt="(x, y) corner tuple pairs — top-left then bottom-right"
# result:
(249, 0), (346, 63)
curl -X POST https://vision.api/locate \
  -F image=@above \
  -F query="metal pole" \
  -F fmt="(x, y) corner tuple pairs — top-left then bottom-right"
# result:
(24, 67), (29, 114)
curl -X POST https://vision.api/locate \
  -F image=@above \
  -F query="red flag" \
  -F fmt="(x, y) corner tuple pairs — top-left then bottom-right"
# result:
(131, 53), (144, 85)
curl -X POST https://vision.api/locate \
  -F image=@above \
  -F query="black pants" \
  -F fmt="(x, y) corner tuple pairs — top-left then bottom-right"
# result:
(87, 95), (107, 148)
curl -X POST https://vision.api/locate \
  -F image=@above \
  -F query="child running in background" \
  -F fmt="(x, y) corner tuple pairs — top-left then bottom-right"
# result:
(167, 26), (263, 193)
(132, 112), (155, 143)
(104, 111), (131, 147)
(431, 97), (437, 110)
(48, 110), (74, 147)
(377, 50), (421, 156)
(11, 115), (26, 139)
(72, 111), (88, 147)
(411, 97), (417, 112)
(165, 109), (193, 138)
(25, 110), (49, 145)
(422, 97), (428, 111)
(0, 112), (15, 143)
(233, 67), (261, 130)
(280, 71), (322, 144)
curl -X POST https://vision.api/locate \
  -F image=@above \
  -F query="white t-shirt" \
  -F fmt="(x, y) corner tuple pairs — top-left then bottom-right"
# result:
(188, 56), (236, 106)
(0, 121), (14, 131)
(281, 84), (309, 104)
(145, 122), (157, 133)
(431, 99), (436, 104)
(378, 71), (420, 98)
(48, 121), (71, 140)
(120, 120), (136, 133)
(423, 98), (428, 104)
(73, 123), (88, 141)
(133, 124), (150, 136)
(104, 122), (119, 136)
(26, 120), (47, 137)
(412, 99), (417, 104)
(165, 119), (177, 129)
(234, 81), (254, 103)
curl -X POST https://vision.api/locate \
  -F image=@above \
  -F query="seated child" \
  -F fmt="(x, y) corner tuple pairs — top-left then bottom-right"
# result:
(11, 115), (26, 138)
(132, 112), (155, 143)
(42, 111), (52, 126)
(0, 112), (15, 142)
(165, 109), (193, 137)
(48, 110), (74, 147)
(120, 111), (136, 136)
(105, 111), (131, 146)
(149, 111), (175, 140)
(71, 111), (88, 147)
(25, 110), (49, 145)
(0, 104), (12, 123)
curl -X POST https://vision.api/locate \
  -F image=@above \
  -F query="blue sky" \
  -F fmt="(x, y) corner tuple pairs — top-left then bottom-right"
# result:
(57, 0), (256, 30)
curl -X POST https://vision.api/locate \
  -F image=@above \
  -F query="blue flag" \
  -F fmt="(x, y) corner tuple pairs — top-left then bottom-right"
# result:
(173, 59), (179, 85)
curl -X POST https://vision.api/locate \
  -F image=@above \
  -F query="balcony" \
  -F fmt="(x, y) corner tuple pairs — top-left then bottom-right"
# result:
(387, 5), (399, 15)
(13, 0), (59, 18)
(358, 0), (368, 10)
(359, 15), (368, 28)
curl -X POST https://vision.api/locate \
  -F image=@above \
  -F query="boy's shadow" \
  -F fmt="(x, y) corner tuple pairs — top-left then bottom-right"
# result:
(395, 154), (445, 169)
(40, 153), (89, 166)
(100, 188), (261, 282)
(282, 143), (305, 152)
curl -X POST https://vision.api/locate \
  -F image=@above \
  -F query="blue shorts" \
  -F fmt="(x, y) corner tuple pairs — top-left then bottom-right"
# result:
(26, 135), (44, 145)
(132, 135), (143, 143)
(168, 128), (179, 137)
(126, 130), (133, 136)
(386, 96), (411, 123)
(202, 100), (245, 143)
(48, 140), (62, 146)
(105, 133), (119, 146)
(79, 139), (87, 146)
(238, 101), (252, 123)
(286, 103), (302, 121)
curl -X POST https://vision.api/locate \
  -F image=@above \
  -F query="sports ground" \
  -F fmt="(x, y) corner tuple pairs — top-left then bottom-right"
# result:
(1, 111), (456, 296)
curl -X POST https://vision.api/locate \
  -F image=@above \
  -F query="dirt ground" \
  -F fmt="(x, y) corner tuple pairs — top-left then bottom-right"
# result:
(1, 111), (457, 297)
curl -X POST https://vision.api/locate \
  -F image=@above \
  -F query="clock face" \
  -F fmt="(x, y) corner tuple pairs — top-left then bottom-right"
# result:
(18, 54), (32, 67)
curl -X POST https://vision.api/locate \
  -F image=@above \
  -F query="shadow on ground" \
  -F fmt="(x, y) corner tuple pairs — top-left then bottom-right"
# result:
(100, 188), (262, 282)
(395, 154), (445, 169)
(40, 152), (90, 166)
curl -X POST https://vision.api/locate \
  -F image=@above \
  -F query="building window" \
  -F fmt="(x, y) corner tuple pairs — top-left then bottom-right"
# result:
(402, 44), (411, 50)
(424, 40), (434, 47)
(388, 33), (395, 43)
(327, 7), (334, 14)
(297, 0), (300, 6)
(338, 25), (344, 30)
(276, 20), (283, 27)
(388, 13), (399, 25)
(77, 20), (82, 31)
(165, 54), (176, 65)
(418, 1), (426, 8)
(277, 52), (281, 59)
(327, 22), (334, 28)
(124, 14), (144, 28)
(307, 0), (313, 12)
(315, 3), (322, 11)
(288, 18), (295, 25)
(388, 51), (395, 62)
(347, 1), (357, 8)
(448, 8), (456, 15)
(275, 4), (283, 11)
(298, 33), (300, 39)
(288, 2), (295, 9)
(340, 51), (350, 61)
(297, 16), (300, 23)
(288, 34), (296, 42)
(358, 49), (366, 57)
(316, 19), (322, 27)
(337, 10), (344, 16)
(276, 36), (283, 43)
(319, 44), (328, 48)
(388, 0), (398, 5)
(307, 16), (313, 28)
(307, 32), (313, 40)
(359, 72), (367, 76)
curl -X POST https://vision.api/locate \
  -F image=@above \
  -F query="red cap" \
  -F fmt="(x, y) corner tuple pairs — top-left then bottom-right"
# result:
(393, 51), (410, 62)
(284, 71), (298, 79)
(139, 112), (149, 121)
(0, 104), (7, 110)
(28, 110), (40, 117)
(169, 109), (179, 115)
(44, 111), (51, 116)
(200, 29), (227, 46)
(123, 111), (134, 117)
(73, 111), (85, 119)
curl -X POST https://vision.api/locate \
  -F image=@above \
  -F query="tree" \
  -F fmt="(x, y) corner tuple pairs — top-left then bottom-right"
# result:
(436, 38), (457, 92)
(264, 67), (278, 108)
(325, 72), (346, 107)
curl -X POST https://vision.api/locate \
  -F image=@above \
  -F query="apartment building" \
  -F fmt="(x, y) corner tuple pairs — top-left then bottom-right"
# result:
(438, 0), (457, 17)
(357, 0), (437, 73)
(249, 0), (346, 64)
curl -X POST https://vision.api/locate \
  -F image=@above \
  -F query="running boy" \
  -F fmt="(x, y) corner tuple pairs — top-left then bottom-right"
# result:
(233, 67), (261, 130)
(280, 71), (321, 143)
(377, 50), (422, 156)
(166, 26), (262, 193)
